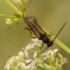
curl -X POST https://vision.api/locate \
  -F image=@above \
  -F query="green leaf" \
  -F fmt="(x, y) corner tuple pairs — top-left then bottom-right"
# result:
(14, 14), (22, 19)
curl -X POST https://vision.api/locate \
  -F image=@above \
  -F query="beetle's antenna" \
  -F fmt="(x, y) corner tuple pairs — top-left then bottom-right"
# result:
(52, 21), (67, 42)
(26, 46), (49, 66)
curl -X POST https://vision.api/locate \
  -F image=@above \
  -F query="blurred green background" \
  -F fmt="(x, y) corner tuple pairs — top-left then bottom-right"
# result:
(0, 0), (70, 70)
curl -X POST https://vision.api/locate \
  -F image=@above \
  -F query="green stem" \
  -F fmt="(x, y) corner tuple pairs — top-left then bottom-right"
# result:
(4, 0), (22, 15)
(0, 14), (16, 18)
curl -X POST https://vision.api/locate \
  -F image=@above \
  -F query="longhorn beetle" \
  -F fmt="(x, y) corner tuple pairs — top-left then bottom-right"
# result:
(25, 17), (67, 65)
(21, 0), (67, 65)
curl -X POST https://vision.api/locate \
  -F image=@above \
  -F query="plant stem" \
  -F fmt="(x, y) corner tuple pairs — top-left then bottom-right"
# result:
(4, 0), (22, 15)
(0, 14), (16, 18)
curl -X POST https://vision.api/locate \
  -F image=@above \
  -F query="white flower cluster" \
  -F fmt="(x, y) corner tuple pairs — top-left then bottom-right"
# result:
(4, 38), (68, 70)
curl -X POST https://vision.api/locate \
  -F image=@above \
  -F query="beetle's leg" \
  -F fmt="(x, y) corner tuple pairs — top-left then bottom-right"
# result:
(25, 27), (31, 31)
(39, 42), (44, 50)
(47, 27), (52, 37)
(25, 27), (37, 38)
(25, 27), (32, 37)
(30, 31), (37, 38)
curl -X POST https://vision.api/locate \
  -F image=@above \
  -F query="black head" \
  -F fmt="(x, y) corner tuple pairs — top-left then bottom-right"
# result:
(47, 41), (53, 47)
